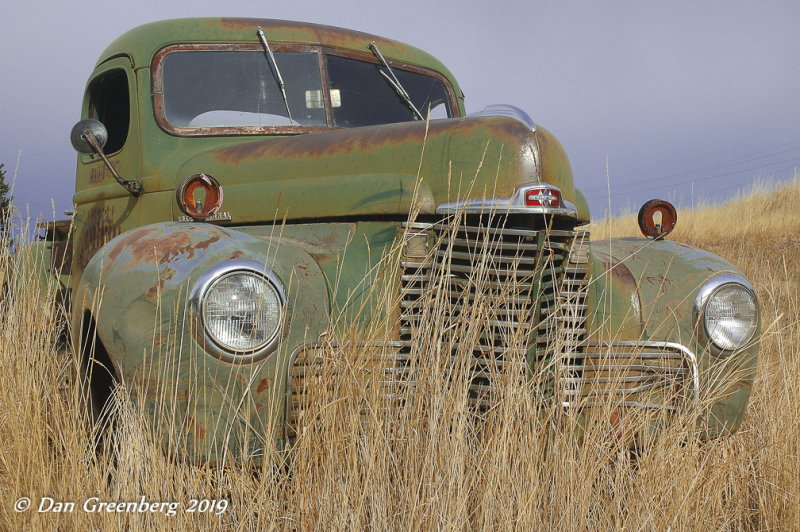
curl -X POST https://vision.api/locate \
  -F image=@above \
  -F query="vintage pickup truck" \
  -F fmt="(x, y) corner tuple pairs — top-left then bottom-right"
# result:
(32, 18), (759, 463)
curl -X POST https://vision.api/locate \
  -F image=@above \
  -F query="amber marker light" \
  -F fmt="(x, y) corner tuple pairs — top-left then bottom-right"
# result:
(176, 173), (223, 220)
(637, 199), (677, 239)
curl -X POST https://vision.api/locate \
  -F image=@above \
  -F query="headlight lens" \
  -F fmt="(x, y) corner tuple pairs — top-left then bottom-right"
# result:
(204, 272), (282, 352)
(701, 281), (758, 352)
(190, 259), (286, 363)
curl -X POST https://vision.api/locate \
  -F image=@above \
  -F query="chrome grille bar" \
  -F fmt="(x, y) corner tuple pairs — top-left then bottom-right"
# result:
(557, 340), (700, 411)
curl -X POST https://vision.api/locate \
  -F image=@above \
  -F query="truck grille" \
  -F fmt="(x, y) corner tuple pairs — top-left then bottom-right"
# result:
(397, 218), (590, 408)
(285, 218), (697, 439)
(286, 216), (589, 434)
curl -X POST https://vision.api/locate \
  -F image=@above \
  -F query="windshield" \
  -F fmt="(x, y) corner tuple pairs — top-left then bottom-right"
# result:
(161, 50), (326, 128)
(156, 45), (456, 134)
(327, 54), (451, 127)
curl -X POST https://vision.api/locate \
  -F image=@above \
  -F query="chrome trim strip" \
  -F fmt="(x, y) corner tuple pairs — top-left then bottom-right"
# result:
(435, 183), (578, 217)
(468, 104), (537, 132)
(578, 340), (700, 409)
(188, 258), (287, 364)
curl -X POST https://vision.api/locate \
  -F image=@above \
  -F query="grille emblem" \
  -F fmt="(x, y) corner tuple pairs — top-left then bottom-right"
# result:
(524, 187), (562, 208)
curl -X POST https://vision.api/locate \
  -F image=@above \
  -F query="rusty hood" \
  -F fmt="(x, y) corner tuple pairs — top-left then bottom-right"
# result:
(174, 115), (581, 223)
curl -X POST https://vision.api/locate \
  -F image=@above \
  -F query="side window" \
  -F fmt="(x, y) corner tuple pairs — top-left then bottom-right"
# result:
(88, 70), (130, 154)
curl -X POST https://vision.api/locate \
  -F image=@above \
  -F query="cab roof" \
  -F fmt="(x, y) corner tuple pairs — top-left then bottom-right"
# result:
(96, 18), (461, 93)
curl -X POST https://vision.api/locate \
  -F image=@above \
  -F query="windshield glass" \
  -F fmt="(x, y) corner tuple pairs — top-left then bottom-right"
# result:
(327, 54), (452, 127)
(157, 47), (455, 133)
(161, 50), (326, 128)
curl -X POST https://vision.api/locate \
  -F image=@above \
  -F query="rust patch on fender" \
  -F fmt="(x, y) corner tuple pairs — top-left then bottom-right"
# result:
(608, 259), (639, 294)
(185, 415), (207, 441)
(107, 228), (221, 270)
(147, 268), (176, 298)
(643, 274), (674, 288)
(256, 378), (270, 394)
(106, 227), (158, 264)
(595, 250), (639, 295)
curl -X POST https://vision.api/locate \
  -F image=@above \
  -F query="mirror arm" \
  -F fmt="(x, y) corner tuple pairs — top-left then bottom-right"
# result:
(81, 129), (141, 196)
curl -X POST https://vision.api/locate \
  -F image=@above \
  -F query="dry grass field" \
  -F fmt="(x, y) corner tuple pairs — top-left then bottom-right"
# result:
(0, 180), (798, 530)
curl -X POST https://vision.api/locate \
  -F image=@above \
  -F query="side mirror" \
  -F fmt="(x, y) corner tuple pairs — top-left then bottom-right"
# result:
(68, 119), (141, 196)
(70, 119), (108, 155)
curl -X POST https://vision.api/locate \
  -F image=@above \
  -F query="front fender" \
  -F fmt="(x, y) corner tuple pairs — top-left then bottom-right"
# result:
(587, 237), (760, 435)
(72, 222), (331, 463)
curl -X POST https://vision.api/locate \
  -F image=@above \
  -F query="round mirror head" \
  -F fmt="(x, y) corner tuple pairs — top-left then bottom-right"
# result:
(637, 199), (677, 239)
(70, 119), (108, 154)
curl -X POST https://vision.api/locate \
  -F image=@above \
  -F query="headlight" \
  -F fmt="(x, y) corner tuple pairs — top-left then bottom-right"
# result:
(190, 259), (286, 363)
(694, 273), (759, 355)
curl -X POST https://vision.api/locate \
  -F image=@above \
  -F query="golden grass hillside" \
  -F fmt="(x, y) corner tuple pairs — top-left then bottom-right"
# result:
(1, 180), (798, 530)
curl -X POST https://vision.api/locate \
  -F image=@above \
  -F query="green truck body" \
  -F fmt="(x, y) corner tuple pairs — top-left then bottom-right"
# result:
(34, 18), (758, 463)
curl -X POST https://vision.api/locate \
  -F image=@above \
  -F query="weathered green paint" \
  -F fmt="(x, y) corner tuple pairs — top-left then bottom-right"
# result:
(50, 17), (760, 463)
(73, 223), (331, 462)
(95, 18), (464, 102)
(237, 222), (402, 326)
(588, 238), (760, 436)
(13, 241), (65, 295)
(71, 18), (576, 288)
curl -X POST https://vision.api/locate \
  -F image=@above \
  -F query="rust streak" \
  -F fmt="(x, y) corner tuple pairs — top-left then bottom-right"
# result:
(216, 18), (404, 52)
(185, 415), (207, 441)
(146, 268), (176, 298)
(107, 227), (159, 264)
(606, 258), (639, 295)
(209, 116), (529, 166)
(108, 229), (221, 270)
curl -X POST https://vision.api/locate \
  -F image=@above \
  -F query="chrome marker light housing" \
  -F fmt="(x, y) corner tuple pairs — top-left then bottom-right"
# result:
(189, 259), (286, 363)
(694, 273), (759, 356)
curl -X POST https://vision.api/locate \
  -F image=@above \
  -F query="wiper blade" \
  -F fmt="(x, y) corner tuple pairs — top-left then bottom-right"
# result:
(369, 41), (424, 121)
(257, 26), (293, 122)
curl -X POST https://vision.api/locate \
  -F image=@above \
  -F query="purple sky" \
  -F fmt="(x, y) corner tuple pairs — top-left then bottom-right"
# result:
(3, 0), (800, 222)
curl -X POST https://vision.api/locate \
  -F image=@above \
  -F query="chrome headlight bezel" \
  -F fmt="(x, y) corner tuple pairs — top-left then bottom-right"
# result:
(189, 259), (286, 364)
(693, 273), (759, 357)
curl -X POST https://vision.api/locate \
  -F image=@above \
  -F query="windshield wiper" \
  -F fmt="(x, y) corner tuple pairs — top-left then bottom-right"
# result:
(257, 26), (293, 122)
(368, 41), (424, 121)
